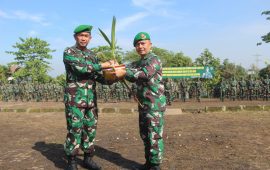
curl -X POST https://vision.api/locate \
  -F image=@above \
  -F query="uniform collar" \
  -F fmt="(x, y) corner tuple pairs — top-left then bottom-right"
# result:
(141, 52), (152, 60)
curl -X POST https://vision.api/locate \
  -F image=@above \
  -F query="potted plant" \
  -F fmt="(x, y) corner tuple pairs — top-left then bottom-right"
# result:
(98, 16), (126, 81)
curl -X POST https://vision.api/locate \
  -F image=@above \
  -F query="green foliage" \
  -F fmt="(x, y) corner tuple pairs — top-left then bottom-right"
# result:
(195, 49), (221, 90)
(0, 65), (9, 83)
(195, 49), (220, 67)
(169, 52), (193, 67)
(258, 10), (270, 45)
(259, 65), (270, 78)
(55, 74), (66, 86)
(122, 49), (139, 63)
(91, 45), (123, 63)
(98, 16), (117, 60)
(220, 59), (247, 79)
(151, 47), (175, 67)
(5, 37), (55, 82)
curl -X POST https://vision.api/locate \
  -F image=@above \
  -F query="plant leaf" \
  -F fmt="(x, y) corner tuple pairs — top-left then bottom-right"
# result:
(111, 16), (116, 51)
(98, 28), (112, 47)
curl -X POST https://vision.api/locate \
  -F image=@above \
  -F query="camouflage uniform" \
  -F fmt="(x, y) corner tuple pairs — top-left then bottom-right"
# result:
(238, 78), (246, 100)
(230, 77), (237, 101)
(125, 52), (166, 165)
(219, 78), (226, 102)
(63, 45), (109, 157)
(262, 75), (270, 101)
(195, 78), (202, 102)
(164, 79), (172, 105)
(180, 79), (188, 102)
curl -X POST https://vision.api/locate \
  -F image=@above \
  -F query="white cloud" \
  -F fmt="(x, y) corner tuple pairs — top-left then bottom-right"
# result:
(27, 30), (39, 37)
(117, 12), (149, 31)
(131, 0), (182, 19)
(0, 10), (11, 18)
(0, 9), (50, 26)
(132, 0), (172, 11)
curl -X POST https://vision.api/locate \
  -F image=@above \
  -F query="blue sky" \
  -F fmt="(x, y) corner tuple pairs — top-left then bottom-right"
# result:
(0, 0), (269, 76)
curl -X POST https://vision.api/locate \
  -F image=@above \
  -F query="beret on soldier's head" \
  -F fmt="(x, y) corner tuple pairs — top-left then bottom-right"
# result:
(74, 25), (93, 34)
(133, 32), (151, 46)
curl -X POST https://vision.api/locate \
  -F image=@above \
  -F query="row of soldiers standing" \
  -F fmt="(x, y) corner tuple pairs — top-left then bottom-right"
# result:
(96, 82), (137, 102)
(219, 75), (270, 101)
(164, 78), (203, 104)
(2, 75), (268, 103)
(0, 82), (64, 102)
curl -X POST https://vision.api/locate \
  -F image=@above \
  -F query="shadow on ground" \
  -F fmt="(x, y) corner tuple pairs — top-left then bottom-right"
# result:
(32, 142), (141, 170)
(32, 141), (66, 169)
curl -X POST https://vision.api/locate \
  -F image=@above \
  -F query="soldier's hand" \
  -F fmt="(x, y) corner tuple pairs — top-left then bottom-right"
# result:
(115, 67), (126, 80)
(101, 60), (119, 69)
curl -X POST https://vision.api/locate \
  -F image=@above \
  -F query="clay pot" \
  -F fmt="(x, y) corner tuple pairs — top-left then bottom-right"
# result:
(102, 64), (126, 81)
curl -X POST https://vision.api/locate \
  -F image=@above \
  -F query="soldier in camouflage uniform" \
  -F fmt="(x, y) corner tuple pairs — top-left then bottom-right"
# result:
(219, 78), (226, 102)
(125, 32), (166, 170)
(164, 78), (172, 105)
(114, 81), (122, 102)
(254, 77), (261, 100)
(238, 77), (246, 100)
(195, 78), (202, 102)
(63, 25), (116, 170)
(180, 79), (188, 102)
(246, 76), (254, 101)
(101, 84), (110, 102)
(230, 77), (237, 101)
(262, 74), (270, 101)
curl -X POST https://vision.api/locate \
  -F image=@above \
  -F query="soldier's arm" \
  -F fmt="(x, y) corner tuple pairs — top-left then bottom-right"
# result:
(125, 61), (138, 83)
(126, 56), (161, 82)
(63, 48), (101, 75)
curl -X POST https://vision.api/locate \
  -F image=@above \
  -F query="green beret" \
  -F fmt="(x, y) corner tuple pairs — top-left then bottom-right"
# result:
(133, 32), (150, 46)
(74, 25), (93, 34)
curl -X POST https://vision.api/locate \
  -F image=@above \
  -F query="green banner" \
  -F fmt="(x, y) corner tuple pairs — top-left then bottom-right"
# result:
(163, 66), (214, 79)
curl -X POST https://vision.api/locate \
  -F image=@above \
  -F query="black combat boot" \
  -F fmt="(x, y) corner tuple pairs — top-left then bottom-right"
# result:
(148, 164), (161, 170)
(139, 162), (149, 170)
(83, 153), (102, 170)
(139, 161), (161, 170)
(66, 155), (78, 170)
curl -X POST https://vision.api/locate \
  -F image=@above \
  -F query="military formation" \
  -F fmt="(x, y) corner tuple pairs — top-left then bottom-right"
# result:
(96, 82), (132, 102)
(1, 75), (269, 103)
(164, 78), (204, 104)
(0, 81), (64, 102)
(0, 80), (136, 103)
(218, 75), (270, 101)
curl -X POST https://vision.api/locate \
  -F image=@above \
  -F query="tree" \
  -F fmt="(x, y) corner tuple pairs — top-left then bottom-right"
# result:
(194, 49), (221, 95)
(55, 73), (66, 86)
(6, 37), (55, 82)
(258, 10), (270, 45)
(259, 65), (270, 78)
(91, 45), (124, 63)
(151, 47), (175, 67)
(220, 59), (247, 79)
(123, 47), (175, 67)
(194, 49), (220, 67)
(0, 65), (9, 83)
(122, 49), (139, 63)
(169, 52), (193, 67)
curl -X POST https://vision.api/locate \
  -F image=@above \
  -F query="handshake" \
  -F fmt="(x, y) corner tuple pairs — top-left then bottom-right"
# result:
(100, 60), (127, 82)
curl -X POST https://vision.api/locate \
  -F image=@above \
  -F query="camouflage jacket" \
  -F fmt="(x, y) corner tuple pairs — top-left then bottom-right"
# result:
(63, 45), (108, 108)
(125, 52), (166, 112)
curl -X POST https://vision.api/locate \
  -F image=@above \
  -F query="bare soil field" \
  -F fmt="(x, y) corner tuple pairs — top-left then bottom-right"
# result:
(0, 100), (270, 170)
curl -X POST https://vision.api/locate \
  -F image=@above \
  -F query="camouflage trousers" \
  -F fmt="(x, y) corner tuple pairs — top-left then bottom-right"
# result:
(64, 106), (98, 156)
(139, 110), (164, 164)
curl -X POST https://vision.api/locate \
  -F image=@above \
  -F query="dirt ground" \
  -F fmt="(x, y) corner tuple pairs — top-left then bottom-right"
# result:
(0, 100), (270, 170)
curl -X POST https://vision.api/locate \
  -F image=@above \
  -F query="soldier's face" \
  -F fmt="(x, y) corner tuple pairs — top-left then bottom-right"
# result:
(74, 32), (91, 48)
(135, 40), (152, 57)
